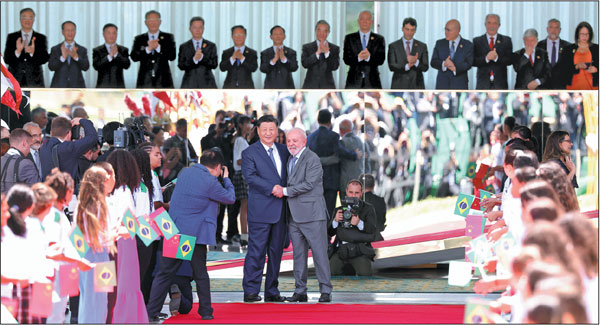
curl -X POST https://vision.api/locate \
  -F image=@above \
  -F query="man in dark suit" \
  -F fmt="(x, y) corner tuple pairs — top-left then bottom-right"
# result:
(260, 25), (298, 89)
(241, 115), (289, 303)
(430, 19), (474, 90)
(307, 109), (359, 218)
(178, 17), (218, 89)
(388, 17), (429, 89)
(146, 149), (235, 322)
(3, 8), (49, 87)
(163, 118), (198, 179)
(92, 23), (131, 88)
(513, 28), (551, 90)
(301, 20), (340, 89)
(219, 25), (258, 89)
(130, 10), (176, 88)
(472, 14), (513, 89)
(48, 21), (89, 88)
(343, 11), (385, 89)
(536, 18), (572, 89)
(359, 174), (387, 232)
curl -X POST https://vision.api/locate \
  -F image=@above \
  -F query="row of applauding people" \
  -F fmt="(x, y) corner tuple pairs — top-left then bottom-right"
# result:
(4, 9), (598, 90)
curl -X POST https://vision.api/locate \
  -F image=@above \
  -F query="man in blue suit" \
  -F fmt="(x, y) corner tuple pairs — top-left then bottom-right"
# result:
(430, 19), (473, 89)
(146, 149), (235, 322)
(241, 115), (290, 303)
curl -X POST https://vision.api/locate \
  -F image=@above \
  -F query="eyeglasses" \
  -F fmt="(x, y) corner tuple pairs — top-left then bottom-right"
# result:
(561, 139), (572, 143)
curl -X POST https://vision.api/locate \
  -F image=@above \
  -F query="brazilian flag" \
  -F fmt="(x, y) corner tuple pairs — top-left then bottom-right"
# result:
(466, 162), (477, 179)
(122, 209), (138, 238)
(137, 216), (158, 246)
(176, 234), (196, 261)
(153, 208), (180, 240)
(69, 226), (89, 257)
(478, 190), (493, 211)
(484, 184), (494, 193)
(454, 193), (475, 217)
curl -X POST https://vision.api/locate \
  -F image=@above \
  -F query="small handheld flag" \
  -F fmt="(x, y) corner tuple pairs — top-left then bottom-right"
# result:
(122, 209), (138, 238)
(163, 234), (180, 258)
(475, 164), (490, 180)
(30, 282), (53, 317)
(454, 194), (475, 217)
(151, 207), (179, 240)
(176, 234), (196, 261)
(137, 215), (159, 246)
(94, 261), (116, 292)
(69, 226), (89, 258)
(59, 263), (80, 297)
(464, 299), (492, 324)
(466, 162), (476, 179)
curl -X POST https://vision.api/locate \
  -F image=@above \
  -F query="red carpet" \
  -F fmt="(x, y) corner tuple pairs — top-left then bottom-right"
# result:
(162, 303), (465, 324)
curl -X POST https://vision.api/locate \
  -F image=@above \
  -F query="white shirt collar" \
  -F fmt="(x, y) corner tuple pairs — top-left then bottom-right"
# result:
(148, 31), (159, 39)
(449, 36), (461, 46)
(359, 30), (371, 39)
(21, 30), (32, 38)
(401, 37), (413, 44)
(486, 33), (497, 42)
(261, 141), (276, 152)
(63, 41), (75, 47)
(234, 45), (246, 52)
(273, 45), (283, 52)
(193, 38), (203, 46)
(292, 147), (306, 160)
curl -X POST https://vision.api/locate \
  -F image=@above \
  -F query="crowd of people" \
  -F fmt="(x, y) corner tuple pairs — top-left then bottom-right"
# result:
(4, 8), (599, 90)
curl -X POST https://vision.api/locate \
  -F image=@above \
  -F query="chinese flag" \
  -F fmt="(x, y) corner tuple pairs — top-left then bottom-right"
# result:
(30, 282), (53, 317)
(59, 263), (80, 297)
(163, 234), (180, 258)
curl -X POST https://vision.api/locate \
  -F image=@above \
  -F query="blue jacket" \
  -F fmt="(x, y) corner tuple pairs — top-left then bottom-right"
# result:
(39, 118), (98, 181)
(430, 37), (474, 89)
(242, 141), (289, 224)
(169, 164), (235, 245)
(307, 126), (357, 191)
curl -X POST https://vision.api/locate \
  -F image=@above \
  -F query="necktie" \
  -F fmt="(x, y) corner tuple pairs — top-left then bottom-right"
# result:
(551, 41), (557, 67)
(268, 148), (277, 173)
(66, 44), (72, 64)
(151, 35), (155, 54)
(23, 33), (29, 46)
(529, 54), (534, 67)
(362, 34), (367, 50)
(33, 150), (41, 179)
(450, 41), (456, 60)
(288, 156), (297, 176)
(195, 41), (199, 51)
(405, 41), (411, 58)
(236, 58), (240, 66)
(489, 37), (495, 79)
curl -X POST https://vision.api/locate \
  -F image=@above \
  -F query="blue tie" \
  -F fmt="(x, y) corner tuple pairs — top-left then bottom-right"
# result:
(551, 41), (557, 67)
(288, 156), (297, 176)
(361, 34), (367, 50)
(268, 147), (277, 172)
(236, 58), (240, 66)
(67, 44), (72, 64)
(450, 41), (456, 60)
(151, 35), (156, 54)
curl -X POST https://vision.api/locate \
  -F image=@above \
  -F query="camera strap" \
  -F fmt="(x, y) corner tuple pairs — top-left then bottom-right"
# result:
(51, 143), (60, 171)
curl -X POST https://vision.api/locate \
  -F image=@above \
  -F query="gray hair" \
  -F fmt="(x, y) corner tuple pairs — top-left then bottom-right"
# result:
(339, 119), (353, 133)
(485, 13), (500, 25)
(358, 10), (373, 19)
(315, 20), (330, 32)
(547, 18), (561, 27)
(286, 128), (306, 140)
(523, 28), (538, 39)
(23, 122), (40, 132)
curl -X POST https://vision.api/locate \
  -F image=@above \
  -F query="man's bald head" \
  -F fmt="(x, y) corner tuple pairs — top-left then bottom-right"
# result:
(445, 19), (461, 41)
(339, 119), (353, 136)
(286, 128), (306, 156)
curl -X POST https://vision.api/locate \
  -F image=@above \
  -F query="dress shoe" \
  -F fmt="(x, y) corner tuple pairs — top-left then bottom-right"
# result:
(216, 237), (232, 245)
(201, 315), (214, 320)
(243, 293), (262, 302)
(158, 312), (169, 319)
(169, 284), (181, 316)
(318, 293), (332, 302)
(148, 315), (161, 323)
(264, 294), (286, 302)
(285, 293), (308, 302)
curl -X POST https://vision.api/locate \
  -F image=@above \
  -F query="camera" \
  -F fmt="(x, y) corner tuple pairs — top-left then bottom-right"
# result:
(71, 124), (84, 140)
(113, 120), (146, 150)
(339, 197), (363, 228)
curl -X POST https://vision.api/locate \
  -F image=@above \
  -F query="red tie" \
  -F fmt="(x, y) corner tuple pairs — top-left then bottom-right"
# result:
(489, 37), (494, 78)
(529, 54), (534, 67)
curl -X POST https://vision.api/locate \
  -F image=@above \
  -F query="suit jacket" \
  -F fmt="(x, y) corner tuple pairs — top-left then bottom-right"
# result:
(130, 31), (176, 88)
(430, 37), (474, 89)
(562, 43), (599, 88)
(339, 132), (364, 191)
(388, 38), (429, 89)
(286, 148), (328, 223)
(472, 33), (513, 89)
(241, 141), (290, 224)
(219, 46), (258, 89)
(260, 46), (298, 89)
(92, 44), (131, 88)
(178, 39), (218, 88)
(163, 135), (198, 177)
(536, 38), (572, 89)
(512, 48), (551, 90)
(170, 164), (235, 245)
(307, 126), (357, 191)
(343, 32), (386, 89)
(364, 191), (387, 232)
(301, 41), (340, 89)
(48, 42), (89, 88)
(3, 31), (49, 87)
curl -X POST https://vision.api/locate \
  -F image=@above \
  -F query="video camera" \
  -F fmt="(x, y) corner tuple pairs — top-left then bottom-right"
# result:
(71, 124), (84, 140)
(111, 120), (147, 150)
(339, 197), (363, 228)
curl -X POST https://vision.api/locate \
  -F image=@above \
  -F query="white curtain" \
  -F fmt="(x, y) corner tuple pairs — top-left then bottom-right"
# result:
(376, 1), (599, 89)
(0, 1), (346, 89)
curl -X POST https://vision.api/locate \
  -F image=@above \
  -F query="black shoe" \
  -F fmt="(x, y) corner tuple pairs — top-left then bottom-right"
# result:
(285, 293), (308, 302)
(240, 239), (248, 246)
(229, 234), (241, 243)
(148, 315), (161, 323)
(169, 284), (181, 316)
(243, 293), (262, 302)
(201, 315), (214, 320)
(158, 312), (168, 319)
(318, 293), (331, 302)
(216, 238), (232, 245)
(264, 294), (286, 302)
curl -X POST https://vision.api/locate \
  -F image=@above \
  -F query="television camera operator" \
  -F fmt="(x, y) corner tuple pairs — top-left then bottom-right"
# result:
(329, 179), (382, 276)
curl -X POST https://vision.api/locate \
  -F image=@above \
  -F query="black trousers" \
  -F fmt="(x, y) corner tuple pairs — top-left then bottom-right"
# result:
(146, 244), (212, 318)
(324, 189), (338, 220)
(217, 201), (241, 239)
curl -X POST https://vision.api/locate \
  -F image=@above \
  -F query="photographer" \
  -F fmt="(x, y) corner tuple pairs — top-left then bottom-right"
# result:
(40, 116), (98, 181)
(163, 118), (198, 179)
(329, 179), (382, 276)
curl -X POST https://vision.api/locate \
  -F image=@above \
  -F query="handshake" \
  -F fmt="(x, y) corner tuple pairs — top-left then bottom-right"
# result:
(272, 184), (284, 198)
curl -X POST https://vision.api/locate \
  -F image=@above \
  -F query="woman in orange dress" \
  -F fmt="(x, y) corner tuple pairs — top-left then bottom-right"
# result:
(565, 21), (598, 90)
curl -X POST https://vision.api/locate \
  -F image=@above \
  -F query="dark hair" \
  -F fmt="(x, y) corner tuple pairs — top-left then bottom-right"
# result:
(20, 8), (35, 17)
(531, 121), (552, 162)
(50, 117), (72, 138)
(515, 166), (537, 183)
(504, 148), (523, 167)
(151, 126), (163, 135)
(31, 107), (46, 119)
(558, 212), (598, 278)
(347, 179), (363, 191)
(512, 125), (532, 140)
(138, 141), (157, 153)
(574, 21), (594, 44)
(359, 173), (375, 190)
(215, 110), (226, 120)
(523, 224), (580, 277)
(145, 10), (161, 20)
(6, 184), (33, 237)
(525, 295), (561, 324)
(520, 180), (561, 208)
(44, 167), (74, 204)
(402, 17), (417, 28)
(235, 115), (251, 135)
(189, 16), (205, 27)
(506, 137), (536, 152)
(536, 162), (579, 212)
(200, 148), (224, 168)
(276, 128), (286, 144)
(503, 116), (516, 133)
(317, 109), (332, 125)
(61, 20), (76, 30)
(513, 150), (539, 169)
(130, 149), (154, 209)
(256, 115), (279, 128)
(542, 131), (570, 163)
(102, 23), (118, 32)
(525, 198), (561, 223)
(9, 128), (32, 147)
(106, 149), (141, 194)
(231, 25), (247, 35)
(176, 118), (187, 129)
(315, 20), (330, 32)
(102, 121), (123, 145)
(270, 25), (285, 35)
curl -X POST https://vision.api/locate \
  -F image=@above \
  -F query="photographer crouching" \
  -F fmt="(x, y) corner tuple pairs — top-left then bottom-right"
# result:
(329, 179), (382, 276)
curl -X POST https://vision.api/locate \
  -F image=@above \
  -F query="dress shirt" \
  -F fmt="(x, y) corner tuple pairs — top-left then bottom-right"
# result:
(282, 146), (305, 196)
(358, 30), (371, 62)
(16, 30), (34, 58)
(192, 38), (204, 64)
(270, 45), (288, 65)
(545, 38), (559, 64)
(522, 49), (542, 85)
(485, 33), (500, 63)
(402, 37), (420, 71)
(442, 36), (461, 75)
(229, 45), (246, 65)
(59, 41), (79, 62)
(260, 141), (281, 177)
(145, 31), (161, 54)
(315, 40), (331, 59)
(105, 43), (119, 62)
